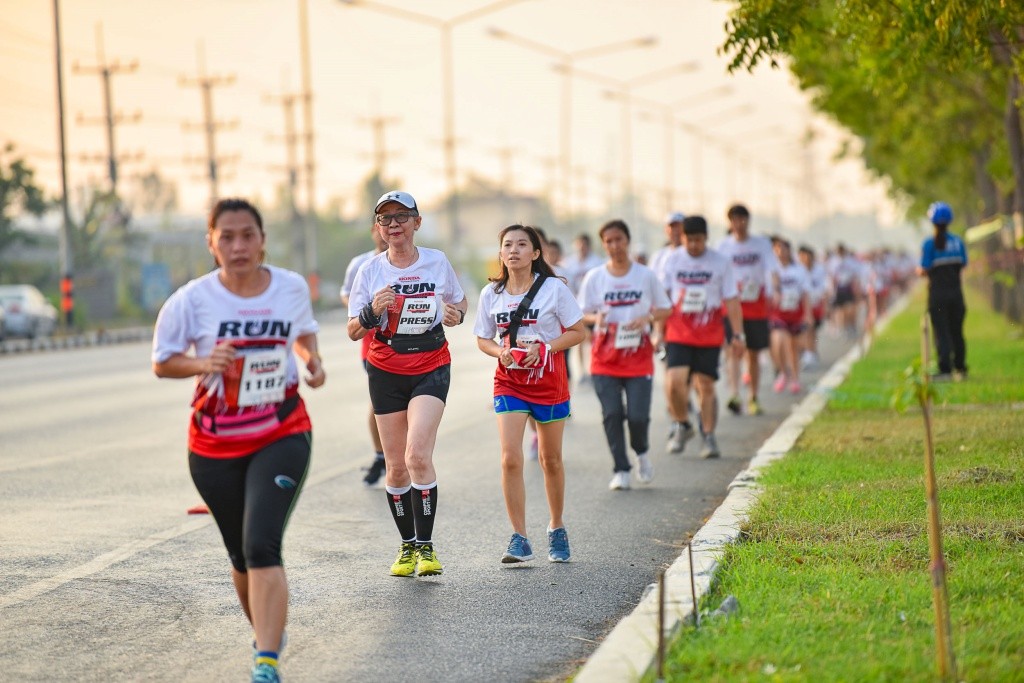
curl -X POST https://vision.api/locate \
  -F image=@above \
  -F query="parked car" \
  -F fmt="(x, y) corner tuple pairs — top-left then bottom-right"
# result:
(0, 285), (59, 339)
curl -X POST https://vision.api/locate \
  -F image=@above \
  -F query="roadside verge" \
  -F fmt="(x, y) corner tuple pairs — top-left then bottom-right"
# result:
(574, 297), (909, 683)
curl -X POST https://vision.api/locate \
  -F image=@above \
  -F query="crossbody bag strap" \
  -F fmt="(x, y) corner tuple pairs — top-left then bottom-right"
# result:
(501, 274), (548, 349)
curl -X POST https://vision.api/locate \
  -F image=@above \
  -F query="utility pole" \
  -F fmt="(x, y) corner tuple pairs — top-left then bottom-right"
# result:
(52, 0), (74, 330)
(180, 44), (237, 210)
(357, 114), (401, 180)
(489, 144), (518, 222)
(72, 23), (139, 195)
(297, 0), (318, 286)
(266, 85), (304, 271)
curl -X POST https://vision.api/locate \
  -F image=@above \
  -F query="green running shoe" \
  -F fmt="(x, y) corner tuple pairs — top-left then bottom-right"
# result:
(390, 542), (417, 577)
(415, 542), (444, 576)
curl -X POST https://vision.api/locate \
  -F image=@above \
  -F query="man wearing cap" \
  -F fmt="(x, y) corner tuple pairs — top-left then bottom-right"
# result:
(347, 190), (468, 578)
(715, 204), (778, 416)
(660, 216), (745, 458)
(649, 212), (685, 288)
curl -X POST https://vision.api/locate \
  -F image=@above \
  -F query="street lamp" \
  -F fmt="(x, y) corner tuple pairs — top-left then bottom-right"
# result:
(633, 86), (734, 214)
(485, 28), (656, 224)
(339, 0), (530, 254)
(692, 103), (755, 130)
(586, 60), (700, 224)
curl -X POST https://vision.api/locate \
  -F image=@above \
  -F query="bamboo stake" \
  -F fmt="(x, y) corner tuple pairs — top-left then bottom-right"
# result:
(920, 314), (958, 682)
(688, 542), (698, 630)
(656, 568), (666, 681)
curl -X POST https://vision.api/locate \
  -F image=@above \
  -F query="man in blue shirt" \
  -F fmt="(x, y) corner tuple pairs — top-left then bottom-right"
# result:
(917, 201), (968, 380)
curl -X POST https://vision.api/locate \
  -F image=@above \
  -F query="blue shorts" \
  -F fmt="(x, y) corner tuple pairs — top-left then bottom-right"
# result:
(493, 395), (571, 423)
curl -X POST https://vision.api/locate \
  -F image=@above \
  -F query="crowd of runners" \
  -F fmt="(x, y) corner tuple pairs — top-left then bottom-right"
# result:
(151, 192), (924, 683)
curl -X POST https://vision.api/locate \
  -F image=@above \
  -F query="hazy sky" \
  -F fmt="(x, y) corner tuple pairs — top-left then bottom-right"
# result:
(2, 0), (900, 229)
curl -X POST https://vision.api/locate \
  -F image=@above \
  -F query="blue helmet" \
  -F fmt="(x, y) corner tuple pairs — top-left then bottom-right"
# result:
(927, 201), (953, 225)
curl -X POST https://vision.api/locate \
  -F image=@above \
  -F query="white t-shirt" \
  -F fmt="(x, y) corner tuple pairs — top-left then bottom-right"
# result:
(774, 262), (812, 320)
(577, 262), (671, 377)
(648, 244), (679, 292)
(661, 247), (737, 347)
(474, 274), (582, 404)
(348, 247), (466, 375)
(715, 234), (778, 318)
(561, 252), (604, 294)
(153, 266), (317, 388)
(806, 262), (828, 307)
(340, 248), (377, 302)
(152, 265), (318, 457)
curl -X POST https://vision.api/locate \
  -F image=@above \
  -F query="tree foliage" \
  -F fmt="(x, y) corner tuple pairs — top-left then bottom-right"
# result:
(721, 0), (1024, 223)
(0, 144), (48, 258)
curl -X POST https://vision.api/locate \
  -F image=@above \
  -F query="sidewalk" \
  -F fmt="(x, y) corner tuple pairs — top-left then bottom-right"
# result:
(577, 284), (1024, 681)
(0, 325), (153, 354)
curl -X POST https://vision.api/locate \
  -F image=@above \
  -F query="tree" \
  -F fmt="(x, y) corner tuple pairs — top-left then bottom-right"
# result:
(721, 0), (1024, 218)
(0, 143), (48, 259)
(132, 168), (179, 215)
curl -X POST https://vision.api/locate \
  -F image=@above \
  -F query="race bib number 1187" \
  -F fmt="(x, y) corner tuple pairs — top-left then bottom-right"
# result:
(237, 348), (287, 407)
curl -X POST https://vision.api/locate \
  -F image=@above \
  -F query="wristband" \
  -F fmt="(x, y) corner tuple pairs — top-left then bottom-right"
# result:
(359, 302), (382, 330)
(457, 309), (465, 324)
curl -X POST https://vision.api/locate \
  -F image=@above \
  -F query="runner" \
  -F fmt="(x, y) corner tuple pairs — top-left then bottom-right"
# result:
(152, 198), (326, 683)
(578, 220), (671, 490)
(917, 201), (968, 381)
(340, 224), (388, 486)
(797, 244), (827, 369)
(474, 224), (585, 564)
(561, 232), (604, 385)
(648, 211), (685, 286)
(346, 190), (468, 578)
(661, 215), (745, 459)
(715, 204), (777, 416)
(827, 243), (863, 338)
(769, 238), (813, 394)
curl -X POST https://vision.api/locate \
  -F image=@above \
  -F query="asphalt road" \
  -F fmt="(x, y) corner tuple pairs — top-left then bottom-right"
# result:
(0, 307), (853, 682)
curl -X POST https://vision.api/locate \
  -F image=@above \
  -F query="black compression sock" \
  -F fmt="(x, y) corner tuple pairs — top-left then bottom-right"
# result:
(411, 481), (438, 544)
(385, 485), (415, 541)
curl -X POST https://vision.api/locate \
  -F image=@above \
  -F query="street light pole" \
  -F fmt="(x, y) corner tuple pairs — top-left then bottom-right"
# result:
(584, 60), (699, 225)
(340, 0), (530, 256)
(486, 29), (656, 226)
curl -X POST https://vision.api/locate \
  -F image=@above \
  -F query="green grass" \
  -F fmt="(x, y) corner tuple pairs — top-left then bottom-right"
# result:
(658, 286), (1024, 682)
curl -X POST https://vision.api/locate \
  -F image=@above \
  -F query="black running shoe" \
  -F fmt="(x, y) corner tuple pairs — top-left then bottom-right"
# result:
(363, 457), (386, 487)
(726, 397), (742, 415)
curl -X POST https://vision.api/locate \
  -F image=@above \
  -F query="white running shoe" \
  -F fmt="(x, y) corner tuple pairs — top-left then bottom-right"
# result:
(608, 471), (631, 490)
(668, 422), (695, 453)
(636, 454), (654, 484)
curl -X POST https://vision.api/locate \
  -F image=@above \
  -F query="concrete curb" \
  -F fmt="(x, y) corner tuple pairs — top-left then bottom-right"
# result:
(575, 297), (911, 683)
(0, 326), (153, 355)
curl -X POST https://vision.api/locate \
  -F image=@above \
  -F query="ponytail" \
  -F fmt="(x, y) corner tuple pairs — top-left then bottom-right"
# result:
(935, 225), (948, 251)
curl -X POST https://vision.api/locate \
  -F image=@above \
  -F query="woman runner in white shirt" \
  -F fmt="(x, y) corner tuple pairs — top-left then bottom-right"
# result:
(347, 191), (468, 579)
(152, 198), (325, 683)
(578, 220), (671, 490)
(474, 225), (585, 564)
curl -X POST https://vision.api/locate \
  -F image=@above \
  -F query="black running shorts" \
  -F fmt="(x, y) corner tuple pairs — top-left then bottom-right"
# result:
(366, 363), (451, 415)
(724, 317), (770, 351)
(665, 343), (721, 380)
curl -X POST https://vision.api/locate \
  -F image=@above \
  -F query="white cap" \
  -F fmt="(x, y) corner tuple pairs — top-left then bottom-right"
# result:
(375, 190), (418, 213)
(666, 211), (685, 224)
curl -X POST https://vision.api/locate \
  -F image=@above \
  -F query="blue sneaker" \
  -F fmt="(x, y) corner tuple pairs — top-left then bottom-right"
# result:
(501, 533), (535, 563)
(251, 662), (281, 683)
(548, 527), (571, 563)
